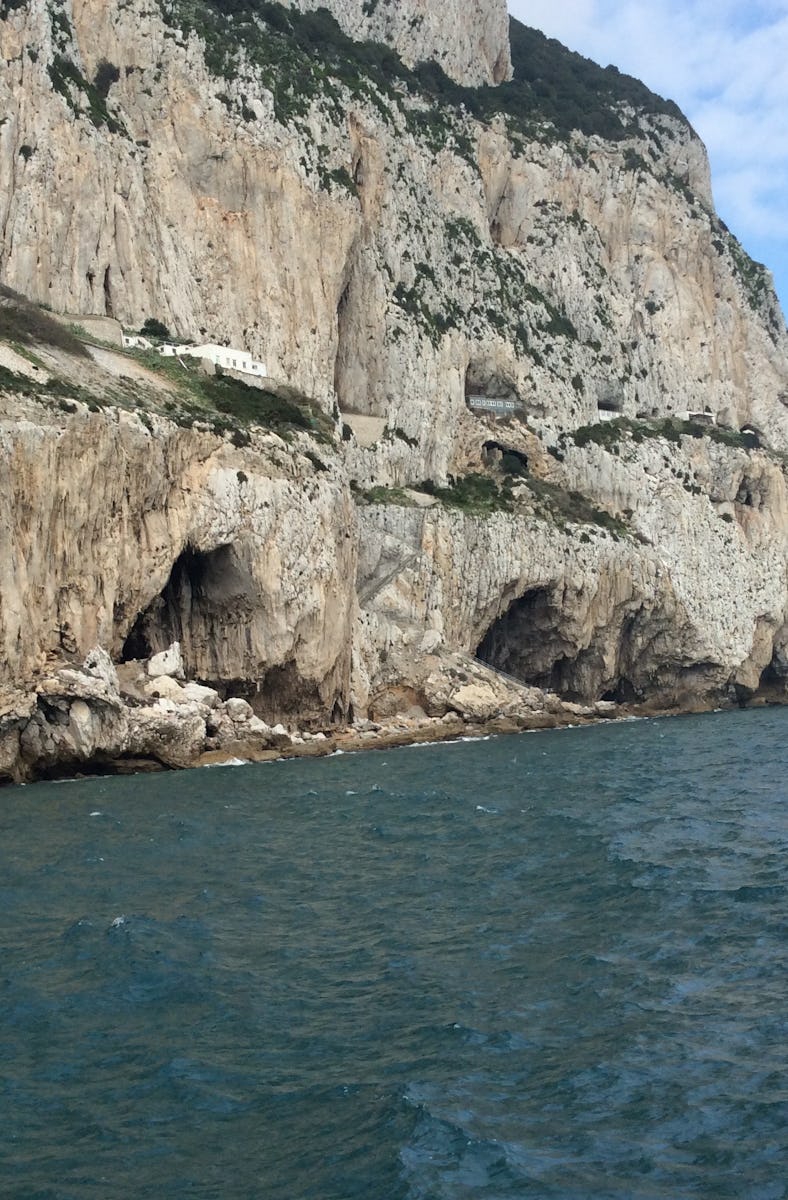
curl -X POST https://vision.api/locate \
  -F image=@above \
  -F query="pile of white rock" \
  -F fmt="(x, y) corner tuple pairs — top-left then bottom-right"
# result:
(16, 643), (300, 776)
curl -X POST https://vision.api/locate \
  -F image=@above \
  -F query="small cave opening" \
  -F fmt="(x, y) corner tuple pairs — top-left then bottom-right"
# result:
(476, 587), (583, 696)
(252, 662), (351, 728)
(597, 383), (625, 415)
(600, 678), (640, 704)
(734, 473), (765, 511)
(758, 645), (788, 696)
(483, 439), (529, 476)
(120, 544), (254, 677)
(465, 361), (521, 418)
(121, 613), (153, 662)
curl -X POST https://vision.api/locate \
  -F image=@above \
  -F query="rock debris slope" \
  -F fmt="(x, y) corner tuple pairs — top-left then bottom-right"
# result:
(0, 0), (787, 779)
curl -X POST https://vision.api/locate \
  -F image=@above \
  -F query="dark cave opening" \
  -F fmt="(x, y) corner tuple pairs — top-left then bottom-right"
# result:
(464, 361), (521, 417)
(758, 645), (788, 694)
(121, 613), (153, 663)
(600, 677), (640, 704)
(482, 439), (529, 475)
(476, 587), (582, 696)
(121, 543), (252, 670)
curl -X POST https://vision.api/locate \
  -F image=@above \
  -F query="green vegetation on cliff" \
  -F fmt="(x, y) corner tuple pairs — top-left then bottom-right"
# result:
(0, 289), (330, 444)
(567, 416), (763, 453)
(157, 1), (690, 144)
(0, 285), (89, 358)
(501, 20), (684, 141)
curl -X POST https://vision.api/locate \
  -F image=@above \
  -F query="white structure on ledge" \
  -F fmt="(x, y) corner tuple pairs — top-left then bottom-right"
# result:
(163, 342), (267, 378)
(467, 395), (522, 416)
(122, 333), (267, 380)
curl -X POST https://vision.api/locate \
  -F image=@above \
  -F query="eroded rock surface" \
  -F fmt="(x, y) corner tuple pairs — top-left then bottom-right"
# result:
(1, 0), (787, 780)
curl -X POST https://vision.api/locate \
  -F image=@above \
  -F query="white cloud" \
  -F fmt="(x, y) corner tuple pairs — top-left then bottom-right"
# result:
(507, 0), (788, 312)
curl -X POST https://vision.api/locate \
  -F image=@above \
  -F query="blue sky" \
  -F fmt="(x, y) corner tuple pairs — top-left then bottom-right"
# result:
(507, 0), (788, 319)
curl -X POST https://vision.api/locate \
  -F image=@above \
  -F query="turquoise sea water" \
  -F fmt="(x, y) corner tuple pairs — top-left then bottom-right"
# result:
(2, 708), (788, 1199)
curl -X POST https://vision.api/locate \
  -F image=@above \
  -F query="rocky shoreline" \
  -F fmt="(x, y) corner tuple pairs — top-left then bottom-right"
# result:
(2, 641), (782, 787)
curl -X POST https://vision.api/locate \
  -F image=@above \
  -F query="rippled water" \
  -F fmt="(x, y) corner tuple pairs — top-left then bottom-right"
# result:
(2, 708), (788, 1199)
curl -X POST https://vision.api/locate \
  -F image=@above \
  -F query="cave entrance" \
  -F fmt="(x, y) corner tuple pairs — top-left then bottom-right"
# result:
(476, 587), (582, 696)
(483, 440), (529, 476)
(121, 544), (254, 678)
(600, 678), (640, 704)
(758, 645), (788, 697)
(465, 361), (522, 419)
(596, 383), (625, 416)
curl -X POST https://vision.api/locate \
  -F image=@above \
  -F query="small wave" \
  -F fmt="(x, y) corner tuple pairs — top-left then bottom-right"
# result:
(475, 805), (499, 814)
(201, 757), (249, 768)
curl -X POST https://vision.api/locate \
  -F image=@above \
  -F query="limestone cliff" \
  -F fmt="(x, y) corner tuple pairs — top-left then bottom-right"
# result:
(285, 0), (512, 85)
(1, 0), (787, 780)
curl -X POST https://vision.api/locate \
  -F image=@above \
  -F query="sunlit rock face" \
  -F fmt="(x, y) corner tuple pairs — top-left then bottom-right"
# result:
(1, 0), (787, 778)
(286, 0), (512, 85)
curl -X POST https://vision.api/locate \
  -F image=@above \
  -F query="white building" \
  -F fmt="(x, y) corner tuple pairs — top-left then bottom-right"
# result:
(164, 342), (267, 378)
(122, 333), (153, 350)
(680, 410), (716, 426)
(122, 332), (267, 379)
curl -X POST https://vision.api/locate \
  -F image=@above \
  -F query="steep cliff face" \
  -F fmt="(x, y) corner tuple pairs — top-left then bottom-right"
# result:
(0, 386), (356, 715)
(1, 0), (787, 779)
(286, 0), (512, 85)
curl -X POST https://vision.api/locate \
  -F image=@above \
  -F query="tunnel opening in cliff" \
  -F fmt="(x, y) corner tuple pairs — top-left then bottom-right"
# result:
(476, 587), (588, 698)
(465, 361), (520, 417)
(120, 544), (254, 677)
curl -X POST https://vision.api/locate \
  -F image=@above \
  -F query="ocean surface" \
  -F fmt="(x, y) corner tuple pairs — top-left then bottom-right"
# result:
(2, 708), (788, 1199)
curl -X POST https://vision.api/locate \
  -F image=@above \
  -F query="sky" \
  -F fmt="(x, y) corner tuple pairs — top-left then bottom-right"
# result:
(507, 0), (788, 318)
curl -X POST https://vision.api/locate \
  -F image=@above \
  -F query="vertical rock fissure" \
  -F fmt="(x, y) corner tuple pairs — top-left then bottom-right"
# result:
(103, 266), (114, 317)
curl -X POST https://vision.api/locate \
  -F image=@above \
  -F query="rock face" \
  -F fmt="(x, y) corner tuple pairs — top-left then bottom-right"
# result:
(287, 0), (512, 85)
(0, 398), (356, 717)
(0, 0), (787, 780)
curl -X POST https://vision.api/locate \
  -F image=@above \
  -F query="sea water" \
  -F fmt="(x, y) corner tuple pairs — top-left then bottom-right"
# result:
(2, 708), (787, 1199)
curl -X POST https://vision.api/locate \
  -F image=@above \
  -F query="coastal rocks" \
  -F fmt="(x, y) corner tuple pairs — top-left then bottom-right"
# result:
(0, 0), (787, 787)
(422, 657), (545, 721)
(19, 649), (128, 773)
(126, 703), (207, 770)
(447, 681), (511, 722)
(181, 682), (222, 709)
(224, 698), (255, 723)
(6, 644), (305, 778)
(0, 692), (36, 783)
